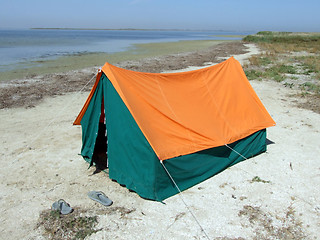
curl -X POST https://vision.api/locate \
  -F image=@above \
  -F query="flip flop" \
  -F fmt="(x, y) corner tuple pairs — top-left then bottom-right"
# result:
(51, 199), (73, 215)
(87, 191), (113, 206)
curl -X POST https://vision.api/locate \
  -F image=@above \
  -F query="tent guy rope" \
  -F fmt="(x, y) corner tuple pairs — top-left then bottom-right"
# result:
(225, 144), (249, 161)
(160, 160), (211, 240)
(159, 143), (254, 240)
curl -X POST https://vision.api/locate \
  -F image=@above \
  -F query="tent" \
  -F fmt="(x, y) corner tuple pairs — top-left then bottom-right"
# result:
(74, 57), (275, 201)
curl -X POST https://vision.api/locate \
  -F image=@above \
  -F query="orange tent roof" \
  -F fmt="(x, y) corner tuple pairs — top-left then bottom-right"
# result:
(75, 57), (275, 160)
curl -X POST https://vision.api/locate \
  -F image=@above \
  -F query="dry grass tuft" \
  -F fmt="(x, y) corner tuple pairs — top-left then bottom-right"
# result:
(37, 206), (136, 240)
(238, 205), (306, 240)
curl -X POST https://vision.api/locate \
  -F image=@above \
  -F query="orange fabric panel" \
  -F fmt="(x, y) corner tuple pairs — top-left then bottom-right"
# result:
(73, 71), (102, 125)
(101, 57), (275, 160)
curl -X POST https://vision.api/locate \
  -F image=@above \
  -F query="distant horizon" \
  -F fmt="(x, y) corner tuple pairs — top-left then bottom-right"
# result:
(1, 27), (256, 32)
(2, 28), (319, 34)
(1, 27), (318, 34)
(29, 27), (256, 32)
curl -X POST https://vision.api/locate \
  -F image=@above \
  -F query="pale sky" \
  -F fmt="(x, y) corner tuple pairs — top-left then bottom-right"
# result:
(0, 0), (319, 32)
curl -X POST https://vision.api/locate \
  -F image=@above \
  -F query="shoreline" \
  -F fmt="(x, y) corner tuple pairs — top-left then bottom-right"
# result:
(0, 40), (247, 109)
(0, 39), (233, 82)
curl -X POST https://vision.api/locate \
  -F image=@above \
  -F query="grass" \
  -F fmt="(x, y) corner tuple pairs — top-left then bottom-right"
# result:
(243, 31), (320, 50)
(300, 82), (320, 94)
(243, 31), (320, 113)
(245, 64), (296, 82)
(38, 209), (100, 240)
(238, 204), (306, 239)
(243, 31), (320, 56)
(295, 55), (320, 78)
(283, 82), (295, 88)
(250, 176), (270, 184)
(37, 206), (137, 239)
(250, 55), (273, 66)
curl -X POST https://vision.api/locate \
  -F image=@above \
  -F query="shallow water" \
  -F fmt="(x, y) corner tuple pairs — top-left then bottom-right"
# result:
(0, 29), (252, 72)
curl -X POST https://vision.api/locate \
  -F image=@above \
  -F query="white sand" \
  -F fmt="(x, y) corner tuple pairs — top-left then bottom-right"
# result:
(0, 45), (319, 239)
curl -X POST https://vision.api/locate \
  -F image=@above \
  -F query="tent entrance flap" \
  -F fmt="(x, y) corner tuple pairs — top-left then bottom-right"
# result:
(79, 76), (107, 169)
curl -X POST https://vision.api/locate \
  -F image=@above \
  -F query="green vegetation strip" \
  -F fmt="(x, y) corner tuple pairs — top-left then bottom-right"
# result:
(243, 31), (320, 96)
(243, 31), (320, 45)
(245, 64), (297, 82)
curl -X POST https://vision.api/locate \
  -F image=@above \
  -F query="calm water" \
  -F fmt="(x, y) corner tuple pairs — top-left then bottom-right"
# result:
(0, 29), (252, 72)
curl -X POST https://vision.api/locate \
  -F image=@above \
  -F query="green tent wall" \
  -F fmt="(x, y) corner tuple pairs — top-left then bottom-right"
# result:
(78, 74), (268, 201)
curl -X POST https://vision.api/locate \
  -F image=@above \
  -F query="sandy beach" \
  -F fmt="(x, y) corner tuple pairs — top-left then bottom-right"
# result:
(0, 41), (319, 239)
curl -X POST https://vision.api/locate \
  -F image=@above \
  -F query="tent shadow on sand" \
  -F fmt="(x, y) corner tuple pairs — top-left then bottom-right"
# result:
(266, 138), (275, 145)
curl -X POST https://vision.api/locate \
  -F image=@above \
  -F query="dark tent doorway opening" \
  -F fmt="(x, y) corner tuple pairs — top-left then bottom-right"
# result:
(91, 103), (108, 171)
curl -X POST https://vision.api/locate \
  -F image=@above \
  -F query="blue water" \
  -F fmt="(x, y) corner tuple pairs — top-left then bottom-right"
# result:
(0, 29), (252, 72)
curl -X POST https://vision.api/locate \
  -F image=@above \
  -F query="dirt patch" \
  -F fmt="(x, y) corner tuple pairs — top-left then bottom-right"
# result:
(297, 94), (320, 113)
(238, 205), (306, 240)
(116, 41), (247, 72)
(0, 71), (97, 109)
(37, 206), (136, 240)
(0, 41), (247, 109)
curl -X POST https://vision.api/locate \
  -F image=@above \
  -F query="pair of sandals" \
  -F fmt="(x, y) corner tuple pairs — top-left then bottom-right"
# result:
(51, 191), (112, 215)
